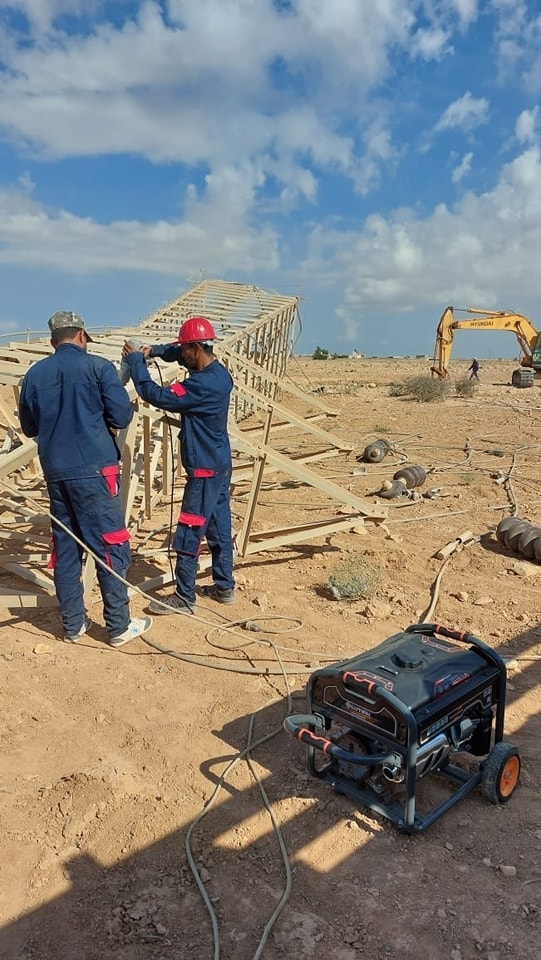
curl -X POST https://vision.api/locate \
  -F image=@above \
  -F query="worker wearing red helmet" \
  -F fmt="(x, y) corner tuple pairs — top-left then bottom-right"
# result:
(122, 317), (235, 613)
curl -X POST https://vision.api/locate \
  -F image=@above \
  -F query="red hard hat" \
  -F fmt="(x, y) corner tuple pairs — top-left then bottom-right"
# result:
(177, 316), (216, 344)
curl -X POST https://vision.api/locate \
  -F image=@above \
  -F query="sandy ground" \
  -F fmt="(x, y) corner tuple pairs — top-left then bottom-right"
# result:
(1, 356), (540, 960)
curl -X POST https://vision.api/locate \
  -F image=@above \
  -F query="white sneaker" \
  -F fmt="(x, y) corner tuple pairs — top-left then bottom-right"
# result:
(109, 616), (153, 648)
(64, 617), (92, 644)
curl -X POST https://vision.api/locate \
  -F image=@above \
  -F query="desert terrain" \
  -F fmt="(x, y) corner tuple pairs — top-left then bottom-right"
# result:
(1, 355), (540, 960)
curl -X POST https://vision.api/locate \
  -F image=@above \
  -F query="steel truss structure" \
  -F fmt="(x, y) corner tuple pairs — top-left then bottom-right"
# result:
(0, 279), (385, 610)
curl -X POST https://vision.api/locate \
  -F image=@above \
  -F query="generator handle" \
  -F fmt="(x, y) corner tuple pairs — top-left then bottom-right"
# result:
(406, 622), (477, 644)
(283, 714), (396, 766)
(406, 622), (507, 665)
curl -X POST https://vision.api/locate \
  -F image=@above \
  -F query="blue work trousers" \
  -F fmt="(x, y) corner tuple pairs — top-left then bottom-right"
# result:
(173, 467), (234, 604)
(47, 475), (131, 638)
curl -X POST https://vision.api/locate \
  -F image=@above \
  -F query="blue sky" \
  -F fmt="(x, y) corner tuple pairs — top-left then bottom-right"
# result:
(1, 0), (541, 358)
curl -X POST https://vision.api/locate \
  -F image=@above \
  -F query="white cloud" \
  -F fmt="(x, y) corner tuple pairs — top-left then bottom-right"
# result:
(302, 143), (541, 341)
(489, 0), (541, 90)
(352, 121), (400, 196)
(515, 107), (539, 145)
(450, 0), (479, 28)
(0, 171), (279, 275)
(0, 317), (21, 334)
(452, 150), (473, 182)
(435, 92), (490, 133)
(410, 27), (452, 61)
(0, 0), (411, 210)
(0, 1), (470, 184)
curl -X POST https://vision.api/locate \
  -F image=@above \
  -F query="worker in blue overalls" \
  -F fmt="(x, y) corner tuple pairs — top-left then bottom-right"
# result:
(122, 317), (235, 614)
(19, 311), (153, 647)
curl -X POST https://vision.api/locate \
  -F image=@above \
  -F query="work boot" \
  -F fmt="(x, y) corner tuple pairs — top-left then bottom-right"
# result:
(148, 593), (195, 615)
(199, 584), (236, 604)
(109, 616), (153, 648)
(64, 617), (93, 644)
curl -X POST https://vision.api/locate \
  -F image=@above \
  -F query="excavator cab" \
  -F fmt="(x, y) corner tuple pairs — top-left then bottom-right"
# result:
(531, 332), (541, 371)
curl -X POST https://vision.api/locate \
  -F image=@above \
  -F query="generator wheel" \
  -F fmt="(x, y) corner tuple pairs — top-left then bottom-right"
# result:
(481, 742), (520, 804)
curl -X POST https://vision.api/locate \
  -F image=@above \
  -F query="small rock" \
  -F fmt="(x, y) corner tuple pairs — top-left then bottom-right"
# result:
(499, 865), (517, 878)
(473, 596), (493, 606)
(351, 524), (369, 535)
(106, 916), (123, 937)
(393, 595), (408, 607)
(359, 600), (392, 620)
(33, 643), (53, 655)
(482, 857), (492, 867)
(509, 561), (539, 578)
(199, 867), (211, 883)
(451, 950), (462, 960)
(445, 842), (454, 851)
(454, 591), (469, 602)
(252, 594), (268, 609)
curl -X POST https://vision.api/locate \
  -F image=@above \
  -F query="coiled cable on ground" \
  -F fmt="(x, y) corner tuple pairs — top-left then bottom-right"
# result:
(185, 643), (294, 960)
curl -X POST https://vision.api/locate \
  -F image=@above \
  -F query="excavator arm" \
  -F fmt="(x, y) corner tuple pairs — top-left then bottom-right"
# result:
(431, 306), (541, 378)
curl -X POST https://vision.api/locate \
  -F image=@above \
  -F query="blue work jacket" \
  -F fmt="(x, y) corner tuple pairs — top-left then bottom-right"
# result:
(19, 343), (133, 481)
(124, 344), (233, 476)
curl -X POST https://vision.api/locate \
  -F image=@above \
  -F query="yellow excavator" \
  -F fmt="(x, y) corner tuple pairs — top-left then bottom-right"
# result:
(431, 306), (541, 378)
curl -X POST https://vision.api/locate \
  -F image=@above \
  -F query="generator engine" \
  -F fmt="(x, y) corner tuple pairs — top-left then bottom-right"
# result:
(285, 623), (520, 833)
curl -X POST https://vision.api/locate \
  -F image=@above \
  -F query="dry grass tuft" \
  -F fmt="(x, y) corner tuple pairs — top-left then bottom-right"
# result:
(326, 554), (382, 601)
(388, 375), (451, 402)
(454, 376), (478, 398)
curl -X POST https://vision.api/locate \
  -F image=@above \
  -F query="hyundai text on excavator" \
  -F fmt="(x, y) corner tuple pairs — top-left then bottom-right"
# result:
(431, 306), (541, 379)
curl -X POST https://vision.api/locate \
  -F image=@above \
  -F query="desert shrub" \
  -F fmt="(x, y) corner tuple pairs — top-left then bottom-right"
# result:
(326, 553), (382, 601)
(388, 380), (413, 397)
(388, 375), (451, 402)
(454, 376), (477, 398)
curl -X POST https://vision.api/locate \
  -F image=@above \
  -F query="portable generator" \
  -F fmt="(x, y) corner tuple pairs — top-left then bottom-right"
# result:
(284, 623), (520, 833)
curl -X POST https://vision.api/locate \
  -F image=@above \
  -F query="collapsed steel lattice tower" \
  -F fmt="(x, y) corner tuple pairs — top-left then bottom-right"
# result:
(0, 279), (385, 609)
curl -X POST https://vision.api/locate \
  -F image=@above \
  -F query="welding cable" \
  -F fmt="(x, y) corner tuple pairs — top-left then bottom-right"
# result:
(146, 357), (178, 582)
(419, 536), (480, 624)
(204, 618), (336, 662)
(1, 478), (334, 674)
(418, 554), (454, 625)
(185, 653), (294, 960)
(140, 631), (328, 674)
(204, 622), (341, 664)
